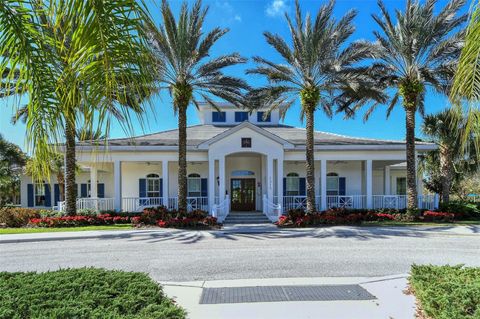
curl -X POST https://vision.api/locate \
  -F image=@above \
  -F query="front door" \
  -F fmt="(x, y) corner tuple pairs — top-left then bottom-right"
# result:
(231, 178), (256, 211)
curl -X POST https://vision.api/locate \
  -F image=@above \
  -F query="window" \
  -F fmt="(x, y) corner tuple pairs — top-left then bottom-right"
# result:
(257, 111), (271, 122)
(326, 172), (339, 196)
(187, 173), (201, 197)
(146, 173), (160, 198)
(241, 137), (252, 148)
(235, 111), (249, 122)
(212, 111), (226, 123)
(396, 177), (406, 195)
(231, 170), (255, 176)
(35, 182), (46, 206)
(286, 172), (300, 196)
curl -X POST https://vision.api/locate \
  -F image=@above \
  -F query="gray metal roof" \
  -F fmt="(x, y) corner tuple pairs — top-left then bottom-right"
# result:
(79, 123), (430, 147)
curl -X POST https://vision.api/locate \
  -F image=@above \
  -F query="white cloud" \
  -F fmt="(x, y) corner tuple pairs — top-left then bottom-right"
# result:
(266, 0), (289, 17)
(234, 15), (242, 22)
(215, 1), (242, 24)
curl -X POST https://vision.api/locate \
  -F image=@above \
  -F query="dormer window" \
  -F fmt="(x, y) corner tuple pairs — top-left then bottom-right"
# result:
(257, 111), (271, 122)
(212, 111), (226, 123)
(235, 111), (249, 122)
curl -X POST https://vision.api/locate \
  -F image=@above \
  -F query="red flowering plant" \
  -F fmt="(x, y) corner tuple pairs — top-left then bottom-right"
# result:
(131, 208), (220, 229)
(422, 211), (455, 222)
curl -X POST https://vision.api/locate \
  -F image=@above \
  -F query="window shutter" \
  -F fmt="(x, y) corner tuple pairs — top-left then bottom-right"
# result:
(159, 178), (163, 197)
(299, 178), (306, 196)
(283, 178), (286, 196)
(339, 177), (346, 196)
(44, 184), (51, 207)
(98, 183), (105, 198)
(54, 184), (60, 205)
(27, 184), (34, 207)
(80, 184), (88, 198)
(201, 178), (208, 197)
(139, 179), (146, 198)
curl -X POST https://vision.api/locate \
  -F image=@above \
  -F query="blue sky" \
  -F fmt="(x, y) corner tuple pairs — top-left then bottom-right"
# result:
(0, 0), (461, 151)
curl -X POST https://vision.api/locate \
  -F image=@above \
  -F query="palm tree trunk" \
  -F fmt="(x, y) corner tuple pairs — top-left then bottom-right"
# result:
(177, 105), (187, 213)
(64, 120), (76, 215)
(57, 172), (65, 202)
(305, 108), (316, 213)
(405, 107), (418, 212)
(439, 147), (453, 203)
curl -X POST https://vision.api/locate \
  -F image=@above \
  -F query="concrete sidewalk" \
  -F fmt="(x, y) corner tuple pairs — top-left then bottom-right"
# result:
(161, 275), (416, 319)
(1, 224), (479, 244)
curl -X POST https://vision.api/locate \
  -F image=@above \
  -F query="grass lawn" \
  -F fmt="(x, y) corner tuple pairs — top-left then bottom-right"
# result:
(0, 224), (134, 235)
(0, 268), (186, 319)
(409, 265), (480, 319)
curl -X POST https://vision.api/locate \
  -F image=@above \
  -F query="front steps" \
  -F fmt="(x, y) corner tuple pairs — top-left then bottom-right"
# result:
(223, 211), (271, 224)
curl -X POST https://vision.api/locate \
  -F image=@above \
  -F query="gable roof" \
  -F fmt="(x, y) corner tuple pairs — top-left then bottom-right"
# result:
(77, 123), (435, 150)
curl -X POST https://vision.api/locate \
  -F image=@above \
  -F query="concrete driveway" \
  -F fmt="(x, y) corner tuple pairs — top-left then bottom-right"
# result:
(1, 225), (479, 282)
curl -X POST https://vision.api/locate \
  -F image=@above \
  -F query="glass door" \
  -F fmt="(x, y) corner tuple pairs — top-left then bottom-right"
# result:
(230, 178), (256, 211)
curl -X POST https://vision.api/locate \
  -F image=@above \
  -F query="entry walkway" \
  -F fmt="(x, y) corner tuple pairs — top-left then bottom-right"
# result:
(161, 275), (415, 319)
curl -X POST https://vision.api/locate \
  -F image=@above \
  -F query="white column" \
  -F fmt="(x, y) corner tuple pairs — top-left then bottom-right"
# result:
(90, 166), (98, 198)
(366, 159), (373, 209)
(267, 155), (273, 202)
(320, 159), (327, 211)
(384, 165), (391, 195)
(219, 156), (225, 201)
(162, 160), (169, 207)
(114, 161), (121, 211)
(208, 158), (215, 212)
(276, 157), (283, 205)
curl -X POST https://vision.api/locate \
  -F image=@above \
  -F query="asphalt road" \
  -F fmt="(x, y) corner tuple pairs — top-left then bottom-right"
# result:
(1, 226), (479, 282)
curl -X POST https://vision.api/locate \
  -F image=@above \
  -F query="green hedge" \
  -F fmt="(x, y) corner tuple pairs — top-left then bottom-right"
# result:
(410, 265), (480, 319)
(0, 268), (186, 319)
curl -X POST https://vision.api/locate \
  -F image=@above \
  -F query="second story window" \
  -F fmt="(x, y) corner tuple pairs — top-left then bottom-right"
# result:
(257, 111), (271, 122)
(235, 111), (249, 122)
(212, 111), (226, 123)
(241, 138), (252, 148)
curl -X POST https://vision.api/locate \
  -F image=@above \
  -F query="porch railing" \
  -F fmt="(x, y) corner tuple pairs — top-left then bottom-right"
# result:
(122, 197), (164, 212)
(167, 197), (209, 212)
(327, 195), (367, 209)
(263, 195), (282, 222)
(212, 195), (230, 223)
(58, 198), (115, 212)
(281, 196), (321, 212)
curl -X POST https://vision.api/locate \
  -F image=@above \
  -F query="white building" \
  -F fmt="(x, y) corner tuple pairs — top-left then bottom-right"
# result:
(20, 103), (438, 222)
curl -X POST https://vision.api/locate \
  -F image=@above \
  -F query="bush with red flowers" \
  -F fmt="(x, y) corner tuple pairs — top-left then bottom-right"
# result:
(130, 207), (220, 229)
(422, 211), (455, 222)
(28, 213), (132, 228)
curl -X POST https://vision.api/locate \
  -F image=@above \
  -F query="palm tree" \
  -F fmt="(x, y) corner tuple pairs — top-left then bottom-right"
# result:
(147, 0), (249, 212)
(422, 108), (480, 203)
(247, 0), (386, 213)
(362, 0), (466, 212)
(0, 134), (26, 206)
(0, 1), (155, 215)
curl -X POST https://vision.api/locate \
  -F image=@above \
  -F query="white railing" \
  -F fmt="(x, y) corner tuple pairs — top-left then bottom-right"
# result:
(263, 195), (282, 222)
(418, 194), (439, 210)
(122, 197), (164, 212)
(167, 197), (209, 212)
(58, 198), (115, 212)
(281, 196), (322, 212)
(326, 195), (366, 209)
(212, 195), (230, 223)
(373, 194), (439, 210)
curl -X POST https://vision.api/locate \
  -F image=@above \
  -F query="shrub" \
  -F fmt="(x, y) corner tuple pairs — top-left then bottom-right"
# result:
(76, 208), (99, 217)
(29, 214), (132, 228)
(131, 208), (219, 229)
(439, 201), (480, 219)
(0, 207), (40, 227)
(409, 265), (480, 319)
(0, 268), (186, 318)
(422, 211), (455, 222)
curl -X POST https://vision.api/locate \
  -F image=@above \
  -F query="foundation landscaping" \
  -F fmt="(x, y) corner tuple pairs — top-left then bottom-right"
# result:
(0, 268), (186, 319)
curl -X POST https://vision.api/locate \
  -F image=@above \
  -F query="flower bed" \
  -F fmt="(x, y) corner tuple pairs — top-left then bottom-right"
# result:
(276, 208), (459, 227)
(131, 207), (220, 229)
(29, 214), (131, 228)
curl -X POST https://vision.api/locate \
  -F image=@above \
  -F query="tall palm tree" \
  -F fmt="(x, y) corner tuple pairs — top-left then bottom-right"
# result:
(0, 0), (155, 215)
(247, 0), (386, 213)
(362, 0), (466, 212)
(422, 108), (480, 202)
(147, 0), (249, 212)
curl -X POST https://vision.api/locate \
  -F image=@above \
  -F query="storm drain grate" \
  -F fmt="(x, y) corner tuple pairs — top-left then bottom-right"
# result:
(199, 284), (375, 304)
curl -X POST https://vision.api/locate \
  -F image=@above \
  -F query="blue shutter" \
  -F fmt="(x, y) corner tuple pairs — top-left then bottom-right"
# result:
(44, 184), (51, 207)
(54, 184), (60, 205)
(212, 111), (226, 122)
(201, 178), (208, 197)
(139, 179), (146, 198)
(27, 184), (34, 207)
(339, 177), (346, 196)
(257, 112), (271, 122)
(98, 183), (105, 198)
(80, 184), (88, 198)
(299, 178), (306, 196)
(159, 178), (163, 197)
(283, 178), (286, 196)
(235, 112), (248, 122)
